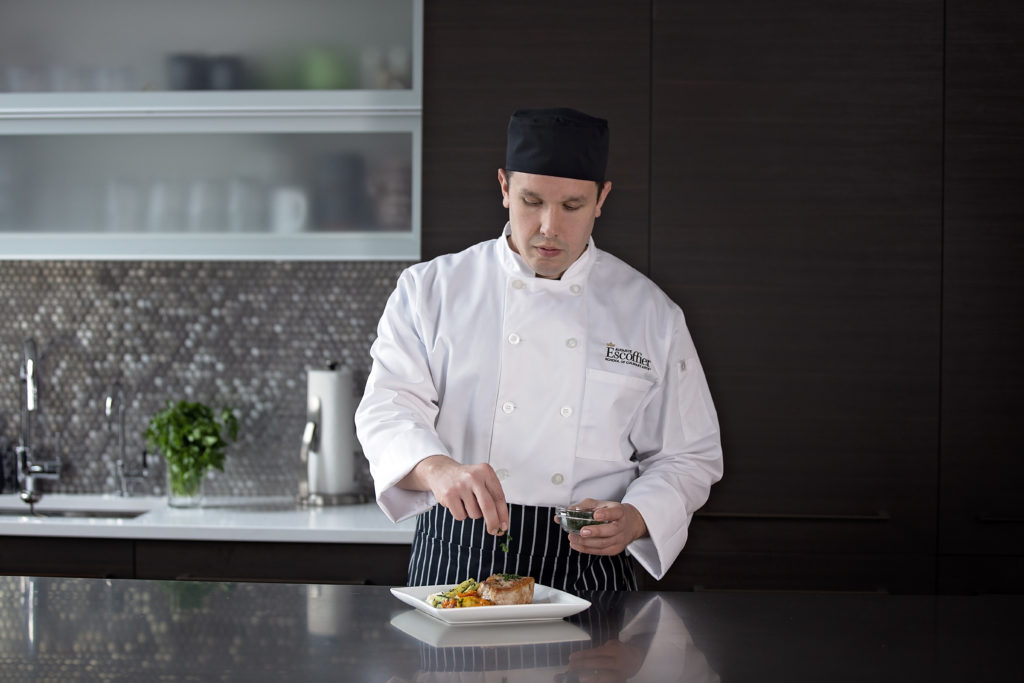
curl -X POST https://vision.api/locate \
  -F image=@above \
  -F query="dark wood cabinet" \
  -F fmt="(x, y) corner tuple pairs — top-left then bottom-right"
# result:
(134, 540), (411, 585)
(646, 1), (943, 591)
(0, 536), (134, 579)
(938, 0), (1024, 589)
(642, 551), (935, 594)
(421, 0), (652, 270)
(0, 536), (411, 585)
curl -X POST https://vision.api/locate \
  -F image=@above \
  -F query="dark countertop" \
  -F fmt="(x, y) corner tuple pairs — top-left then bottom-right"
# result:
(0, 576), (1020, 682)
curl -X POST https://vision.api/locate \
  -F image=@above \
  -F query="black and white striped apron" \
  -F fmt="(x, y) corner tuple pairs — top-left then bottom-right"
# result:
(407, 502), (639, 593)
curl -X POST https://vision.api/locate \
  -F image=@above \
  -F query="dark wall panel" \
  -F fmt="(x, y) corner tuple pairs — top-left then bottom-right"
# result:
(650, 1), (944, 564)
(940, 0), (1024, 561)
(421, 1), (651, 269)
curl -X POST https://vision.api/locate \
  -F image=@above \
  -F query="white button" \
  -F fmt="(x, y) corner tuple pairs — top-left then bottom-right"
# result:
(551, 473), (564, 485)
(570, 284), (582, 294)
(565, 338), (578, 349)
(560, 406), (573, 417)
(502, 401), (515, 414)
(507, 333), (521, 345)
(496, 469), (509, 481)
(512, 279), (525, 290)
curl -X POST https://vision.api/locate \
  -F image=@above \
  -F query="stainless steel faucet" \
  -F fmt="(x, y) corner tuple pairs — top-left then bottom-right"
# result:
(20, 338), (37, 450)
(105, 383), (147, 496)
(17, 338), (60, 505)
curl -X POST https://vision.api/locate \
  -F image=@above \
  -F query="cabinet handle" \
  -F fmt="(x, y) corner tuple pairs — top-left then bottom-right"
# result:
(694, 511), (891, 522)
(976, 513), (1024, 523)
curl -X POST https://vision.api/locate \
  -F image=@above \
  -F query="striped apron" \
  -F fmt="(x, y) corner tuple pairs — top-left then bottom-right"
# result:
(407, 502), (639, 593)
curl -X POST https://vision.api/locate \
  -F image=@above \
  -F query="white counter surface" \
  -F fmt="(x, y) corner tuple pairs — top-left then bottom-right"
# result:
(0, 494), (416, 544)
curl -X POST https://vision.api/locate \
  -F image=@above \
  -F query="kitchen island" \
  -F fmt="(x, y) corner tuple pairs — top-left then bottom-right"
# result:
(0, 495), (415, 584)
(0, 575), (1019, 682)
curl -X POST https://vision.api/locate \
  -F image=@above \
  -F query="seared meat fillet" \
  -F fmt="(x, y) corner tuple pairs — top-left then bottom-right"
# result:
(479, 574), (535, 605)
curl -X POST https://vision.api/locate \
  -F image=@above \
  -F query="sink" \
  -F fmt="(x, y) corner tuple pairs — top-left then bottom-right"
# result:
(0, 494), (162, 520)
(0, 508), (148, 519)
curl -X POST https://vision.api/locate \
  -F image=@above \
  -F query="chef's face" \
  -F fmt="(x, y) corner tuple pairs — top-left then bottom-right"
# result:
(499, 169), (612, 279)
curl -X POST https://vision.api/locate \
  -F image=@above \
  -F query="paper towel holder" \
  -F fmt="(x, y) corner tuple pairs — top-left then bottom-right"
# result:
(298, 361), (369, 507)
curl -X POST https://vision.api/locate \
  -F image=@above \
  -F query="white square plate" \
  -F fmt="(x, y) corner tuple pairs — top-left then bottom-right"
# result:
(389, 583), (591, 625)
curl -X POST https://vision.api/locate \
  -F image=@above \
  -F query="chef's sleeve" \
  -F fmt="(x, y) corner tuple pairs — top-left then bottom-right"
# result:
(621, 313), (724, 579)
(355, 268), (447, 522)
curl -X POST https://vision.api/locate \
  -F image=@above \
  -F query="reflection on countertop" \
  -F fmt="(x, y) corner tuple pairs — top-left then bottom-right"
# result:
(1, 576), (1021, 682)
(0, 493), (415, 544)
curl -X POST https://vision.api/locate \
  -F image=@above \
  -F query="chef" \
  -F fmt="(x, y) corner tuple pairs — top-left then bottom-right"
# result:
(356, 107), (723, 592)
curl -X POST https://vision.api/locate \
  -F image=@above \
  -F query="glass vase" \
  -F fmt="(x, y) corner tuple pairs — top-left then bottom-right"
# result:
(166, 465), (204, 508)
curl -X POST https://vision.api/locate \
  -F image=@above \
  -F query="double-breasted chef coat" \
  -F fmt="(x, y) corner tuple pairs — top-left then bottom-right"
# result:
(355, 223), (723, 581)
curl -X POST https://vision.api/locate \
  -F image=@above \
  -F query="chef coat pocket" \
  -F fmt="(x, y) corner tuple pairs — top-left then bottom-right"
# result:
(577, 369), (654, 461)
(677, 357), (718, 443)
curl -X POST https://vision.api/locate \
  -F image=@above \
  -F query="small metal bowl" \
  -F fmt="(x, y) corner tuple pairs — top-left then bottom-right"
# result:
(555, 506), (606, 533)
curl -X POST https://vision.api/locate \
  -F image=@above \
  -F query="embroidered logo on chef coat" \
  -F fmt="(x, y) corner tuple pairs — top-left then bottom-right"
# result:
(604, 342), (652, 371)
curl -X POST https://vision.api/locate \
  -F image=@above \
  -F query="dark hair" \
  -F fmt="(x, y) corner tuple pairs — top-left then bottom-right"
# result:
(505, 170), (606, 197)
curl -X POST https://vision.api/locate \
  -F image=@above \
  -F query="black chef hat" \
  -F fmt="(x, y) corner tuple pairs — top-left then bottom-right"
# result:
(505, 107), (609, 182)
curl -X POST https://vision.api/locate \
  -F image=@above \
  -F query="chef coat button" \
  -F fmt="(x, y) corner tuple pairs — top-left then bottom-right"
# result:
(507, 333), (521, 345)
(570, 284), (582, 295)
(502, 401), (515, 414)
(565, 337), (578, 349)
(496, 469), (509, 481)
(560, 406), (573, 417)
(551, 473), (565, 485)
(512, 279), (525, 290)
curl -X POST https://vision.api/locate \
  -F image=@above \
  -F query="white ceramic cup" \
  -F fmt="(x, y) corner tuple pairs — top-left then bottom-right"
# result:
(227, 177), (266, 232)
(272, 186), (308, 233)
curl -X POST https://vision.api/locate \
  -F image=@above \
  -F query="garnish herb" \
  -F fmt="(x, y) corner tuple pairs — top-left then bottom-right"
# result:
(145, 400), (239, 498)
(499, 530), (512, 553)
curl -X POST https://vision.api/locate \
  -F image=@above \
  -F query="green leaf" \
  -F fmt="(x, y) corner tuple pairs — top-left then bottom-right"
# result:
(145, 399), (241, 484)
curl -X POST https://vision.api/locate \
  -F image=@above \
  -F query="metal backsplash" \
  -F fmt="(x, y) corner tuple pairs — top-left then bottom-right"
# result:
(0, 260), (410, 498)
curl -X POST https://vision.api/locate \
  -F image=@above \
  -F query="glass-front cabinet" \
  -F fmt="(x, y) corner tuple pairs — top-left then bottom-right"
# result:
(0, 0), (422, 260)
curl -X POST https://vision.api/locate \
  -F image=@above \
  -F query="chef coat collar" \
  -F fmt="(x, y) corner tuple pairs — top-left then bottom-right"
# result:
(497, 222), (597, 285)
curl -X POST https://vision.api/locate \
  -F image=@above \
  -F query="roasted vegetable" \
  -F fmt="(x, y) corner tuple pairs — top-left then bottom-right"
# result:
(425, 579), (496, 608)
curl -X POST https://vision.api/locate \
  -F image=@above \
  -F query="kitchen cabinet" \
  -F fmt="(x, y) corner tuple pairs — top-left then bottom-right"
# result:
(643, 550), (935, 594)
(134, 539), (410, 585)
(0, 535), (411, 585)
(0, 536), (135, 579)
(419, 0), (651, 268)
(0, 0), (422, 260)
(938, 0), (1024, 594)
(648, 0), (943, 592)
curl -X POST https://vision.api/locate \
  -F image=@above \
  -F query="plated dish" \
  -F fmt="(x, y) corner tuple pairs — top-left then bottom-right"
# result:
(390, 583), (591, 625)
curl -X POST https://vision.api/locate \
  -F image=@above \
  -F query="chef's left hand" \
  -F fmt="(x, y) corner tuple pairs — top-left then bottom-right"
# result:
(557, 498), (648, 556)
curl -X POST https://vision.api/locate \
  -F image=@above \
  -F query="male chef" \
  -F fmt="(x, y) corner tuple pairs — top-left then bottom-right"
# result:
(355, 107), (723, 592)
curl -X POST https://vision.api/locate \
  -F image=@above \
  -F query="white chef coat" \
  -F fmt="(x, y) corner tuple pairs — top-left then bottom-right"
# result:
(355, 223), (723, 580)
(618, 595), (720, 683)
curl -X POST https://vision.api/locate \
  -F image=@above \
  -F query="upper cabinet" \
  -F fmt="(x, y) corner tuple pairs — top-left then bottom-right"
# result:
(0, 0), (422, 260)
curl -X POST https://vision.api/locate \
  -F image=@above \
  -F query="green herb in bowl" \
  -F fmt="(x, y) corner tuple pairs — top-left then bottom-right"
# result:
(556, 506), (606, 533)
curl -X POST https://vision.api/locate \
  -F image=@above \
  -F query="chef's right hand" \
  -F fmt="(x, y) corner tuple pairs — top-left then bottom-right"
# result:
(399, 455), (509, 535)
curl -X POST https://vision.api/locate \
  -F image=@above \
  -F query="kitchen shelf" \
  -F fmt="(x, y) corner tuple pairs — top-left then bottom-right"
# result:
(0, 0), (422, 261)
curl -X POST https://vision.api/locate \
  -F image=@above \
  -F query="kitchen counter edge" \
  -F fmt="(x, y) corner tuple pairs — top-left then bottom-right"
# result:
(0, 494), (416, 544)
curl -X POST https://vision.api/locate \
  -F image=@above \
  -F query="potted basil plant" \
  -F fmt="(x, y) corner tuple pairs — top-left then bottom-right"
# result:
(145, 400), (239, 507)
